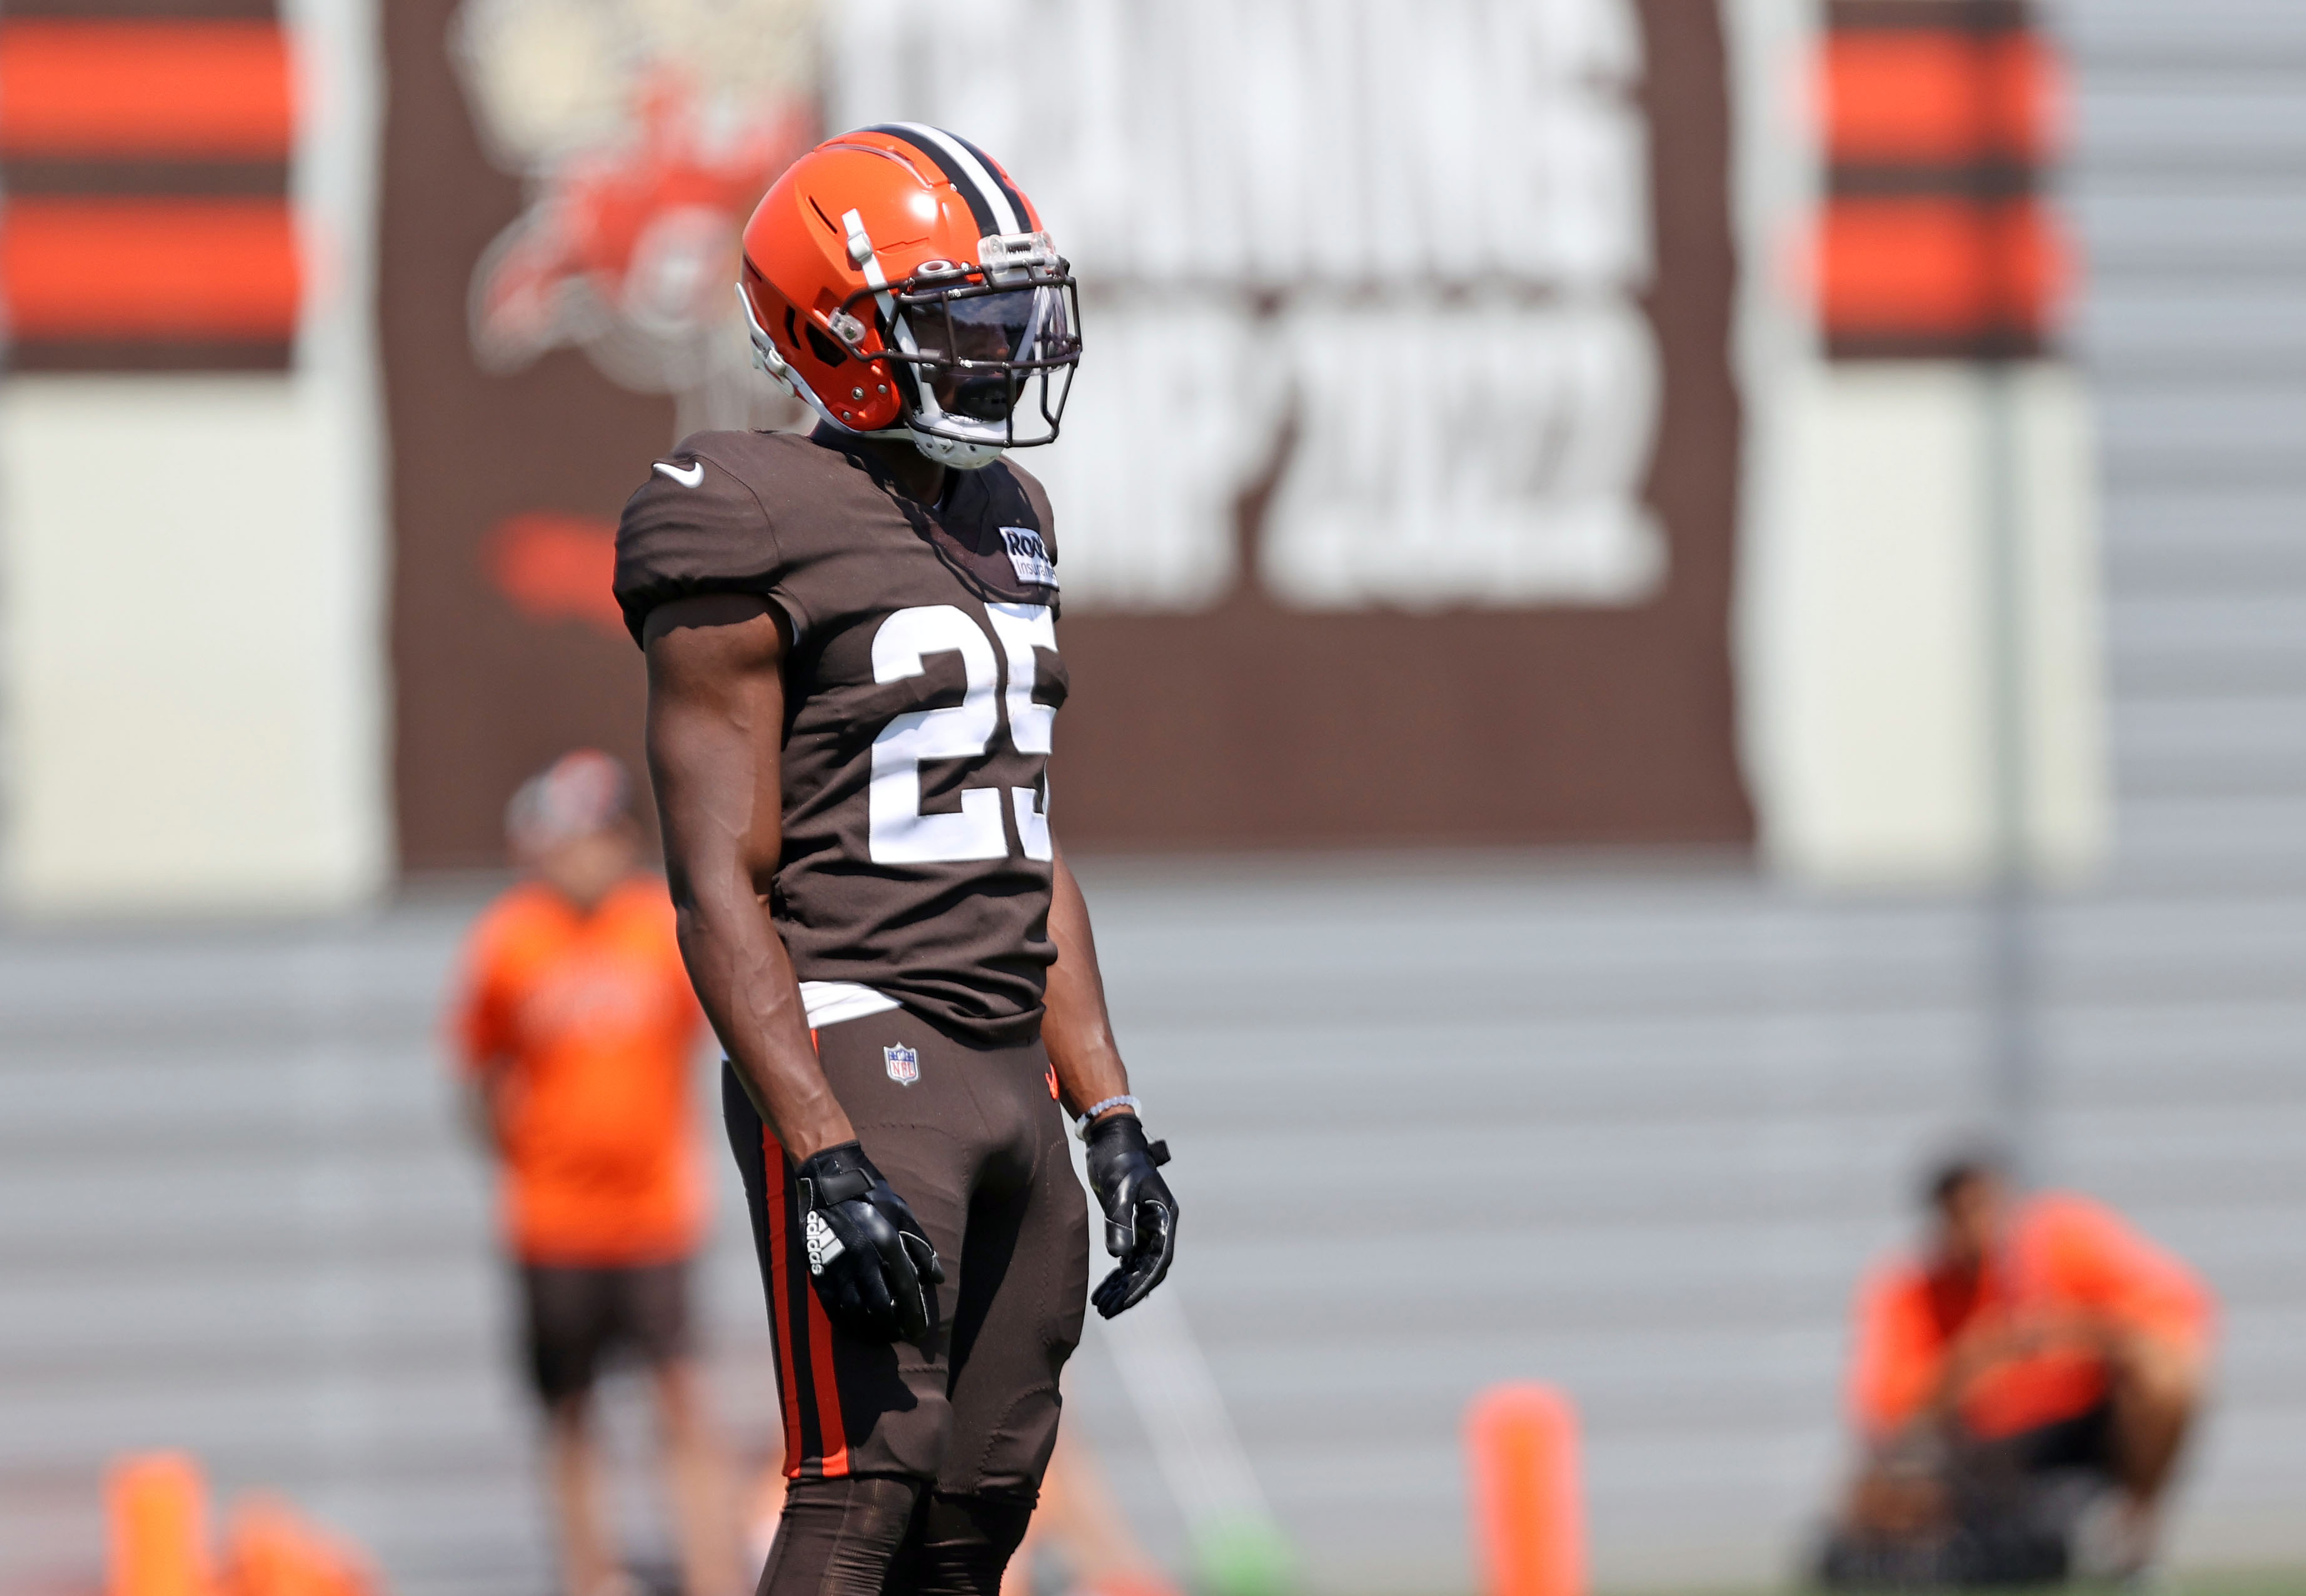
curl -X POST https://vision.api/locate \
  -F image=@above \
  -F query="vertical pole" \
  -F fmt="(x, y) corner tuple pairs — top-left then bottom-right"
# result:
(1467, 1383), (1584, 1596)
(1980, 361), (2038, 1178)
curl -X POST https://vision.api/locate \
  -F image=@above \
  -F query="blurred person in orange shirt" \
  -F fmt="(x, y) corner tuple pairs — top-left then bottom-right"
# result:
(1826, 1147), (2213, 1585)
(450, 750), (740, 1596)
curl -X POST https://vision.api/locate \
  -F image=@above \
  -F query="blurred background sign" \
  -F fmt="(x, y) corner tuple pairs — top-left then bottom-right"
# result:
(1743, 0), (2105, 888)
(0, 3), (301, 372)
(828, 0), (1755, 852)
(380, 0), (816, 870)
(0, 0), (385, 915)
(380, 0), (1754, 868)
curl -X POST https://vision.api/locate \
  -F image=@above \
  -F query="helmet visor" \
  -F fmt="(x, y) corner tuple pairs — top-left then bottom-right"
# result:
(929, 288), (1042, 421)
(879, 270), (1081, 443)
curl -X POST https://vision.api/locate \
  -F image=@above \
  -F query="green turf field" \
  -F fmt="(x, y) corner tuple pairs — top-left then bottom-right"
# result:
(2161, 1576), (2306, 1596)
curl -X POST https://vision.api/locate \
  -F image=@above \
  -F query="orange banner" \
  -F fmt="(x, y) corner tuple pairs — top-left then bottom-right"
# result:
(1820, 196), (2065, 340)
(1821, 31), (2057, 165)
(1, 198), (301, 339)
(0, 21), (293, 158)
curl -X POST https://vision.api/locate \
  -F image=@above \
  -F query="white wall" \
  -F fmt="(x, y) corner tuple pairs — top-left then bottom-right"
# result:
(1758, 363), (2108, 882)
(0, 0), (390, 915)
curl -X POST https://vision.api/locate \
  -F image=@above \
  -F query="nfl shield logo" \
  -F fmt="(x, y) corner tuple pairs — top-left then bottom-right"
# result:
(884, 1043), (920, 1087)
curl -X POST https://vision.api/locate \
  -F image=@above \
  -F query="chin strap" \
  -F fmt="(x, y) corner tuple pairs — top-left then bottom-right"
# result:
(912, 431), (1007, 469)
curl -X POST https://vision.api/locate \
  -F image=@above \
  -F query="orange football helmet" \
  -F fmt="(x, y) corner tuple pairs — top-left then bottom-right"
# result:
(737, 124), (1080, 469)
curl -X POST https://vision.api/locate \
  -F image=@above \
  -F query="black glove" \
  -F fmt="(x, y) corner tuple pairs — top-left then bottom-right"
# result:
(1083, 1115), (1177, 1318)
(793, 1142), (945, 1343)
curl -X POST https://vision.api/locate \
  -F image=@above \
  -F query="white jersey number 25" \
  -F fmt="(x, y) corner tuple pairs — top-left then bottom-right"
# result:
(867, 603), (1055, 865)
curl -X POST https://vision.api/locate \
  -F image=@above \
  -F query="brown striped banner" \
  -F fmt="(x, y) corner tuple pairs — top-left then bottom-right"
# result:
(1816, 0), (2070, 360)
(0, 0), (299, 371)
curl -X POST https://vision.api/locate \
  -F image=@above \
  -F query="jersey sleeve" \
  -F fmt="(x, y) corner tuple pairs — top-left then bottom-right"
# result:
(612, 435), (786, 647)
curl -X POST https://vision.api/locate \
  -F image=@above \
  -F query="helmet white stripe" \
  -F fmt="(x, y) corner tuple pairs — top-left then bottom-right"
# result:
(882, 121), (1024, 236)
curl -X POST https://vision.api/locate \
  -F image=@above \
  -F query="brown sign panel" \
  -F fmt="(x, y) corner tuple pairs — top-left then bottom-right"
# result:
(380, 0), (1750, 868)
(385, 0), (662, 866)
(1054, 1), (1747, 848)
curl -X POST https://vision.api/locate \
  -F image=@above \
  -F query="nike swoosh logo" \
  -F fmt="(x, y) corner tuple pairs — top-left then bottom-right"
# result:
(654, 459), (705, 487)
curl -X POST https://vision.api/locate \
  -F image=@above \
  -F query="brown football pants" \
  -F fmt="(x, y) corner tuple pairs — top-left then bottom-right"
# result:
(722, 1011), (1089, 1589)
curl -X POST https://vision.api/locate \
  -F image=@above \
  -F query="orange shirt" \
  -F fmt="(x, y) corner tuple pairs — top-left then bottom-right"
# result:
(1848, 1192), (2213, 1440)
(450, 877), (708, 1265)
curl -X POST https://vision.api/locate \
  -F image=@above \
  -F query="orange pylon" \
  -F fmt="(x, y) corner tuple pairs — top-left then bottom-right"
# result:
(1466, 1383), (1584, 1596)
(223, 1494), (376, 1596)
(106, 1453), (211, 1596)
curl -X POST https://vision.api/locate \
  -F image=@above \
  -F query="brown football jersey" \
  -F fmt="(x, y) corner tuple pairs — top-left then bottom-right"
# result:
(613, 427), (1067, 1047)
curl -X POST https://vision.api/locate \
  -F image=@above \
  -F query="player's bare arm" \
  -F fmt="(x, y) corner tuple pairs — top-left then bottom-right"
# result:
(1042, 844), (1130, 1120)
(1045, 844), (1179, 1318)
(643, 592), (850, 1158)
(645, 590), (944, 1343)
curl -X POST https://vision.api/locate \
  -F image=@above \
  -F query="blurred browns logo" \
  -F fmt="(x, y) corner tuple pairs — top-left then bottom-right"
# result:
(448, 0), (817, 429)
(483, 510), (625, 637)
(884, 1044), (920, 1087)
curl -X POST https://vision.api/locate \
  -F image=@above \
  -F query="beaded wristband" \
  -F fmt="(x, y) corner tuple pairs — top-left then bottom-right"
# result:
(1075, 1093), (1142, 1139)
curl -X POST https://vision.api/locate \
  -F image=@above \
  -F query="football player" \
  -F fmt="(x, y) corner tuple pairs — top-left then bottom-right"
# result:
(613, 125), (1179, 1595)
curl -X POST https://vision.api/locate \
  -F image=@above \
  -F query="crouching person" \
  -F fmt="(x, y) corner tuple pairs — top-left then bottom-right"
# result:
(1821, 1149), (2213, 1587)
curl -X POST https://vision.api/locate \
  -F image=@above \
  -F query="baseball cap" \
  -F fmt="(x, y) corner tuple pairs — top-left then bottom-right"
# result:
(505, 749), (633, 855)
